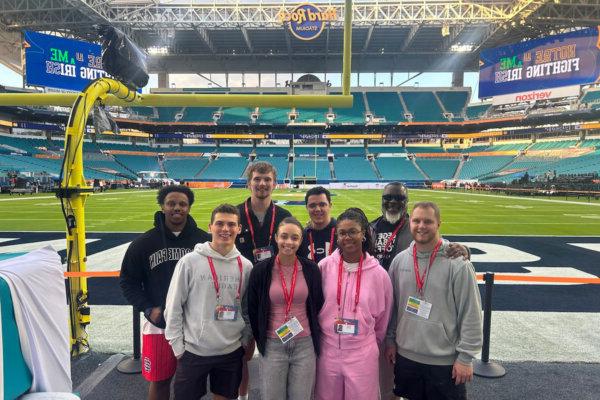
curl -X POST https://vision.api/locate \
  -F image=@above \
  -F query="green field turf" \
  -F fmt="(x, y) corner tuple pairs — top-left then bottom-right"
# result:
(0, 188), (599, 235)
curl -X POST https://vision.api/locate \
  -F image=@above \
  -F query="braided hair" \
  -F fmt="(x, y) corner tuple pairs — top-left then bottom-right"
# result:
(336, 207), (375, 256)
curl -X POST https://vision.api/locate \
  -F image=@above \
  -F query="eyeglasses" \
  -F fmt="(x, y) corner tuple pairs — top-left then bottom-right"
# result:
(337, 229), (363, 238)
(382, 194), (407, 202)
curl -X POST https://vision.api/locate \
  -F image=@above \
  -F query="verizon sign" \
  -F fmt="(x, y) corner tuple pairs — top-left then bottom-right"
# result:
(492, 85), (581, 105)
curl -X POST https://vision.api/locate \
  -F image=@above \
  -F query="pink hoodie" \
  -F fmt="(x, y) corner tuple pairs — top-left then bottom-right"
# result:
(317, 249), (393, 350)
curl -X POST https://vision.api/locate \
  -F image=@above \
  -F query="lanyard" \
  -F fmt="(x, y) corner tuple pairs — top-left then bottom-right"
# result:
(276, 256), (299, 320)
(412, 240), (442, 296)
(337, 254), (363, 314)
(382, 217), (405, 255)
(308, 227), (336, 261)
(244, 200), (276, 250)
(207, 256), (244, 301)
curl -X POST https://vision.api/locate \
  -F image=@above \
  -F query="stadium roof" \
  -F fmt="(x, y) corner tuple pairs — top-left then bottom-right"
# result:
(1, 0), (600, 75)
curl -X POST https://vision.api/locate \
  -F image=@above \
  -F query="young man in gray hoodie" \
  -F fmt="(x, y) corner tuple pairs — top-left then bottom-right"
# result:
(385, 202), (482, 400)
(164, 204), (253, 400)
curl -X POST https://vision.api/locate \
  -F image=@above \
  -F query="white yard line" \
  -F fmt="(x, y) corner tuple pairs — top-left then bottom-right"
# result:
(415, 189), (600, 207)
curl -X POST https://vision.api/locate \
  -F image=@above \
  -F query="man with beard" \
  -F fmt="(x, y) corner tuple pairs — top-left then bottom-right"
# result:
(120, 185), (210, 400)
(371, 182), (469, 400)
(385, 202), (482, 400)
(371, 182), (469, 271)
(370, 182), (413, 271)
(236, 161), (291, 400)
(298, 186), (337, 263)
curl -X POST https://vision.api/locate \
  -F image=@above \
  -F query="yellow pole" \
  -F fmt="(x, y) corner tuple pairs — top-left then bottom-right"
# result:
(342, 0), (353, 96)
(60, 78), (137, 356)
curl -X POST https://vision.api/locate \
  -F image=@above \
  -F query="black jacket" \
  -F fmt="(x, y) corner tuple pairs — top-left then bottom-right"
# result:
(119, 211), (210, 328)
(236, 198), (292, 264)
(247, 256), (324, 356)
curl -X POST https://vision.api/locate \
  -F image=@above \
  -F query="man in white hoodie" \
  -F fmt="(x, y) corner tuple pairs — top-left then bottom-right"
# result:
(165, 204), (253, 400)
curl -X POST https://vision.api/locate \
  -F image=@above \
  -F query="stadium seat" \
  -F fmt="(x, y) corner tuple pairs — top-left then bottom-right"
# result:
(163, 157), (210, 179)
(365, 92), (406, 123)
(466, 103), (491, 120)
(199, 157), (247, 179)
(155, 107), (183, 122)
(291, 158), (330, 180)
(219, 107), (255, 124)
(416, 158), (460, 180)
(376, 157), (425, 180)
(436, 91), (469, 119)
(334, 157), (378, 180)
(331, 92), (366, 124)
(181, 107), (218, 122)
(401, 91), (445, 122)
(458, 156), (515, 179)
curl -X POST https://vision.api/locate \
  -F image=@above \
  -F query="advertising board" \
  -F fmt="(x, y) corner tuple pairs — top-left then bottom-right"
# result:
(479, 27), (600, 98)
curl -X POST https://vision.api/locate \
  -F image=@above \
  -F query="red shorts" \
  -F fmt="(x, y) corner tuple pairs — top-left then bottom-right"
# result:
(142, 332), (177, 382)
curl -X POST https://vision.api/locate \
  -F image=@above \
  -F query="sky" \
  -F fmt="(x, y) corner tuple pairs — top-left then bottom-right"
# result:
(0, 63), (482, 101)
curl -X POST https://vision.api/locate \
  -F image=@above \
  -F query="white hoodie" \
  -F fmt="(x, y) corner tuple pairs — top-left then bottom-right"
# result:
(164, 241), (253, 357)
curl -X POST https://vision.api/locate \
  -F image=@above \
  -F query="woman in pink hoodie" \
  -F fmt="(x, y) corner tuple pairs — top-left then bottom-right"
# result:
(315, 208), (393, 400)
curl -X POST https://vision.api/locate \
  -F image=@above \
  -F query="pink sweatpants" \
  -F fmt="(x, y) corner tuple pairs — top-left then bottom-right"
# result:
(315, 339), (380, 400)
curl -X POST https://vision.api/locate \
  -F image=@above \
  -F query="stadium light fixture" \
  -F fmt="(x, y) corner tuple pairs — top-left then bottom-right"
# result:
(450, 44), (474, 52)
(147, 46), (169, 55)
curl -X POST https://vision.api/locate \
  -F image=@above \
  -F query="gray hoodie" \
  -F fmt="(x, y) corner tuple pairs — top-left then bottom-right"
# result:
(164, 241), (253, 357)
(386, 239), (483, 366)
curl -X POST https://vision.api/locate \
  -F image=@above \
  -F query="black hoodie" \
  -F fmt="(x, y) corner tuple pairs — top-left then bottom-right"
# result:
(119, 211), (210, 328)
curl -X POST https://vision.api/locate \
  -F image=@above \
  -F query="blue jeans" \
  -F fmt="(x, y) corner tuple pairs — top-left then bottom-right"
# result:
(259, 336), (316, 400)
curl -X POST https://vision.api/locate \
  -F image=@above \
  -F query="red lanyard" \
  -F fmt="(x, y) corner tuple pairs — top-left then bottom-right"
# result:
(276, 256), (298, 320)
(308, 227), (336, 261)
(412, 240), (442, 296)
(207, 256), (244, 301)
(383, 218), (405, 255)
(337, 254), (363, 314)
(244, 200), (276, 250)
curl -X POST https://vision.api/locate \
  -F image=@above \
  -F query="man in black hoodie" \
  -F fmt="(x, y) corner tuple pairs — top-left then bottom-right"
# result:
(120, 185), (210, 400)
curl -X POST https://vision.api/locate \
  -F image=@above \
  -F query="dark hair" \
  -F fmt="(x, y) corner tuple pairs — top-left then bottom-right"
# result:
(277, 216), (304, 234)
(157, 185), (194, 206)
(304, 186), (332, 205)
(337, 207), (375, 255)
(210, 204), (240, 224)
(412, 201), (441, 222)
(246, 161), (277, 182)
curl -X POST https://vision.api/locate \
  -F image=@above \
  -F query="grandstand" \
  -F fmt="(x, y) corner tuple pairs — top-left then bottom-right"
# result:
(0, 1), (599, 189)
(2, 132), (600, 185)
(2, 4), (600, 400)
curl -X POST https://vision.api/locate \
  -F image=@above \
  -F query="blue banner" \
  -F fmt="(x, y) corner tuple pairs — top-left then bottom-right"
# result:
(15, 121), (64, 132)
(24, 31), (110, 91)
(479, 28), (600, 98)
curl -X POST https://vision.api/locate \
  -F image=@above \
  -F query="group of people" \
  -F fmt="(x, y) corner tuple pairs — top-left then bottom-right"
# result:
(120, 161), (483, 400)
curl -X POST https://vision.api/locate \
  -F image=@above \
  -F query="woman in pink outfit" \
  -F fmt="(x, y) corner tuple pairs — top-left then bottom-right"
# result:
(315, 208), (393, 400)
